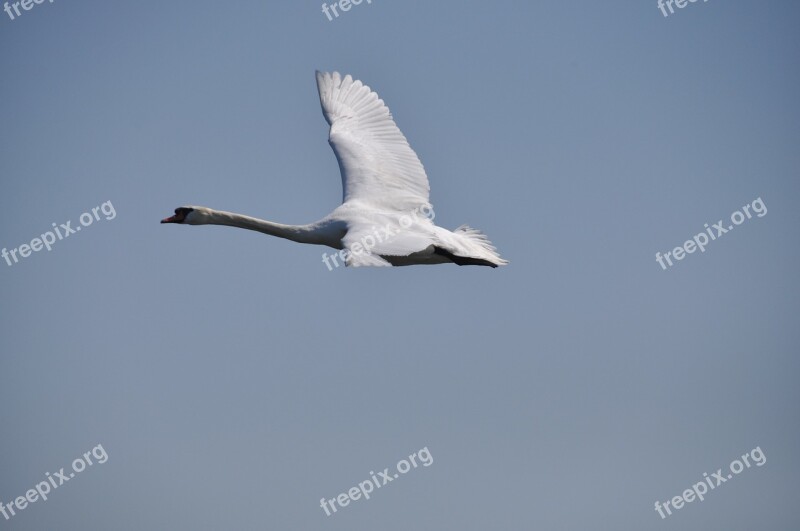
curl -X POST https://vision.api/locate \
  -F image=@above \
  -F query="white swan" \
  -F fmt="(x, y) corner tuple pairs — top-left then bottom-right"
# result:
(161, 71), (508, 268)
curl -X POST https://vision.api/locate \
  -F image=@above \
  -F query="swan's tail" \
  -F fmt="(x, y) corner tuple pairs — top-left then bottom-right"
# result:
(449, 225), (509, 267)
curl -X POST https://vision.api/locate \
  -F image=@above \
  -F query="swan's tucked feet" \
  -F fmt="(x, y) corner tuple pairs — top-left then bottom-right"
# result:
(433, 247), (499, 268)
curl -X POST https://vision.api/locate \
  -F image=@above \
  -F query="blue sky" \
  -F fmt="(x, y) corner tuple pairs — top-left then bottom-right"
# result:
(1, 1), (798, 530)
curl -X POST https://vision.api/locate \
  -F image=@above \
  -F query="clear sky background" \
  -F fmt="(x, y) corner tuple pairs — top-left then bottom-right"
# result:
(1, 1), (798, 529)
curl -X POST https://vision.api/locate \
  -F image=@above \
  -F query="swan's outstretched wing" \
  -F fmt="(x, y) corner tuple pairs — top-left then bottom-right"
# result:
(316, 71), (431, 212)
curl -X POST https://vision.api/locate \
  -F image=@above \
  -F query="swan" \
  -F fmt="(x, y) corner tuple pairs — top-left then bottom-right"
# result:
(161, 71), (508, 268)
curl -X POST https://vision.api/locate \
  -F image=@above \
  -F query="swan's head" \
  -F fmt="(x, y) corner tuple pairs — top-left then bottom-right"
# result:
(161, 206), (212, 225)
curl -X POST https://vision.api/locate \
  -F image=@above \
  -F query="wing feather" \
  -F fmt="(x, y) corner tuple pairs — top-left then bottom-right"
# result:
(315, 71), (431, 212)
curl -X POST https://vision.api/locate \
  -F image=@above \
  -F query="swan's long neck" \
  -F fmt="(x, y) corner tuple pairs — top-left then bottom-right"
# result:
(200, 209), (333, 245)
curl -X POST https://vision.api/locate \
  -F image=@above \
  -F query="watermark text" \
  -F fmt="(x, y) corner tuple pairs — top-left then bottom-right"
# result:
(319, 446), (433, 516)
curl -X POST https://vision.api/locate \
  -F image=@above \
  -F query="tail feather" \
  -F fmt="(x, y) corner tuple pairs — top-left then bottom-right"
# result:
(452, 225), (509, 266)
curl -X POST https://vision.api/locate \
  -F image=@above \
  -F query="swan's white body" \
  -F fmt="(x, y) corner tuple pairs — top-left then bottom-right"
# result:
(162, 71), (507, 268)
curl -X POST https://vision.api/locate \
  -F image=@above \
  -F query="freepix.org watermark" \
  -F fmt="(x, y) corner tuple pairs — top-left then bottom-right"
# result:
(2, 200), (116, 268)
(3, 0), (56, 21)
(321, 0), (372, 22)
(655, 197), (766, 270)
(0, 444), (109, 522)
(319, 446), (433, 516)
(657, 0), (709, 18)
(654, 446), (766, 519)
(321, 204), (435, 271)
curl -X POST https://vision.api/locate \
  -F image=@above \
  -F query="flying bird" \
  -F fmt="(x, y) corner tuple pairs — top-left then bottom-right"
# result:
(161, 71), (508, 268)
